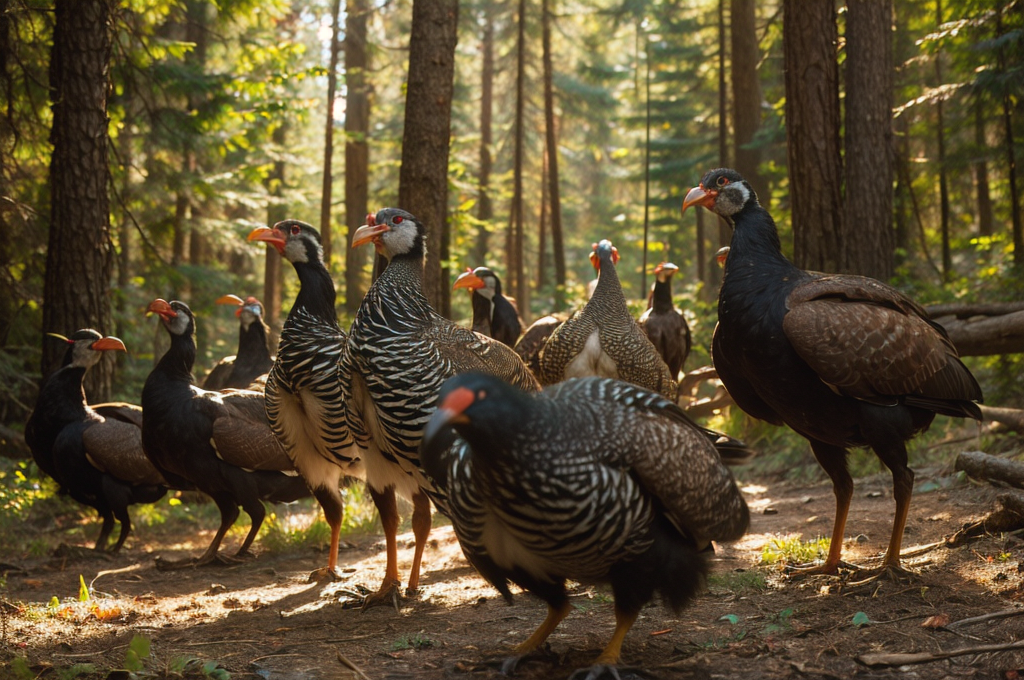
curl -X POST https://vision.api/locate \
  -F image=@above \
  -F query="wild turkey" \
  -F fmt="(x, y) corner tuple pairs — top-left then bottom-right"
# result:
(345, 207), (539, 605)
(142, 299), (310, 567)
(452, 266), (523, 347)
(202, 294), (275, 390)
(420, 372), (749, 677)
(513, 312), (569, 377)
(538, 240), (677, 399)
(248, 222), (364, 581)
(638, 262), (691, 379)
(684, 167), (982, 581)
(26, 331), (168, 552)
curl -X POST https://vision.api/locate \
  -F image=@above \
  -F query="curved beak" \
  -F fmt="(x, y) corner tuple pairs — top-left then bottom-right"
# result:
(91, 336), (127, 353)
(716, 246), (730, 268)
(351, 222), (389, 248)
(422, 387), (475, 448)
(682, 185), (717, 214)
(146, 299), (177, 321)
(453, 270), (486, 292)
(216, 294), (245, 318)
(247, 226), (287, 255)
(661, 263), (679, 276)
(46, 332), (72, 345)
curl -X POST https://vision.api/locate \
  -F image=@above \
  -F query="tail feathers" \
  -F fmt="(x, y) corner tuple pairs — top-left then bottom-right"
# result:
(611, 518), (709, 616)
(904, 396), (982, 421)
(255, 471), (312, 503)
(702, 427), (755, 465)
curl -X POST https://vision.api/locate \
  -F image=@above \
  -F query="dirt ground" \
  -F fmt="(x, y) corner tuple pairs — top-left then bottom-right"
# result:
(3, 462), (1024, 680)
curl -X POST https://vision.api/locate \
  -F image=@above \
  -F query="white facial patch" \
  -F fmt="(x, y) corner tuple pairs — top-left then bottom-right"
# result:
(73, 342), (103, 369)
(284, 237), (311, 264)
(166, 311), (191, 336)
(381, 222), (418, 258)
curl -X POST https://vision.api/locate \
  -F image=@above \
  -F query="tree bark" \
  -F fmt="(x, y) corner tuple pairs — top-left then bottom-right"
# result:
(398, 0), (458, 318)
(537, 150), (548, 291)
(320, 0), (342, 269)
(955, 450), (1024, 489)
(472, 5), (494, 266)
(934, 0), (951, 279)
(509, 0), (527, 313)
(344, 0), (370, 314)
(711, 0), (728, 293)
(977, 405), (1024, 435)
(974, 99), (993, 238)
(730, 0), (766, 202)
(932, 310), (1024, 356)
(926, 301), (1024, 318)
(783, 0), (842, 272)
(542, 0), (565, 310)
(996, 6), (1022, 268)
(844, 0), (894, 281)
(43, 0), (115, 401)
(263, 123), (287, 351)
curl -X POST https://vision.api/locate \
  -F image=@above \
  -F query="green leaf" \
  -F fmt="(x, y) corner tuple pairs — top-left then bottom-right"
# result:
(78, 575), (90, 602)
(125, 635), (151, 672)
(11, 656), (34, 680)
(719, 614), (739, 625)
(852, 611), (872, 627)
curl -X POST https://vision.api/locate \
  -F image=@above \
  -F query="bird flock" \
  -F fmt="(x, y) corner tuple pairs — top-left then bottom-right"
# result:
(27, 169), (983, 677)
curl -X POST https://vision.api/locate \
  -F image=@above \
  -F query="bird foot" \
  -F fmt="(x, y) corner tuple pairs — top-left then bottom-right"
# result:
(155, 555), (200, 571)
(845, 562), (918, 587)
(232, 548), (257, 562)
(191, 551), (245, 568)
(361, 580), (401, 612)
(51, 544), (114, 562)
(488, 645), (556, 676)
(308, 566), (346, 584)
(569, 664), (644, 680)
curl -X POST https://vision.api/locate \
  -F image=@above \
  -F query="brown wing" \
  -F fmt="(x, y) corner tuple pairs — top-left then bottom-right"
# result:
(92, 402), (144, 429)
(424, 322), (540, 392)
(195, 388), (296, 472)
(82, 419), (167, 486)
(784, 275), (982, 404)
(202, 357), (236, 390)
(514, 313), (568, 376)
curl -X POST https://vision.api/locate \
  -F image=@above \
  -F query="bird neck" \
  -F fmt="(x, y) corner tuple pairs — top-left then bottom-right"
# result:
(238, 318), (271, 362)
(592, 257), (628, 310)
(291, 260), (340, 329)
(369, 252), (434, 324)
(155, 330), (196, 383)
(722, 203), (797, 285)
(471, 291), (495, 329)
(42, 365), (89, 417)
(651, 278), (674, 313)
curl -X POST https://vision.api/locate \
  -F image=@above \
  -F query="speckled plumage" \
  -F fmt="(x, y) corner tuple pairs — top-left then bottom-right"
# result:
(420, 373), (749, 671)
(538, 240), (677, 399)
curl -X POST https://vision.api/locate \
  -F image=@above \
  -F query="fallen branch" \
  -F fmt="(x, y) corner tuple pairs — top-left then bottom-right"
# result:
(677, 365), (718, 399)
(337, 650), (372, 680)
(926, 301), (1024, 318)
(947, 608), (1024, 630)
(978, 405), (1024, 434)
(946, 489), (1024, 545)
(856, 638), (1024, 667)
(933, 310), (1024, 356)
(682, 387), (735, 420)
(955, 450), (1024, 489)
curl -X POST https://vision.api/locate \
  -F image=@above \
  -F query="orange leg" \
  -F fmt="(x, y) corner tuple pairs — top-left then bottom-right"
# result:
(364, 485), (401, 608)
(593, 607), (640, 665)
(309, 486), (345, 582)
(790, 441), (853, 576)
(406, 491), (432, 595)
(515, 601), (573, 655)
(849, 464), (917, 584)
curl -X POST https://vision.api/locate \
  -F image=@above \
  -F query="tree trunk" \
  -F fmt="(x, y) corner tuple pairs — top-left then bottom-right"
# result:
(542, 0), (565, 310)
(843, 0), (894, 280)
(263, 123), (287, 351)
(934, 0), (951, 279)
(730, 0), (766, 202)
(473, 6), (494, 266)
(43, 0), (115, 401)
(997, 6), (1022, 268)
(711, 0), (728, 293)
(974, 99), (993, 238)
(0, 0), (11, 346)
(931, 310), (1024, 356)
(344, 0), (370, 314)
(320, 0), (341, 269)
(783, 0), (842, 272)
(509, 0), (527, 311)
(537, 150), (548, 291)
(398, 0), (458, 318)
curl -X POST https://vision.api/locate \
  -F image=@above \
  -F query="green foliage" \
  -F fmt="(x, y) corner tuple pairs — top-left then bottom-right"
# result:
(851, 611), (872, 628)
(124, 634), (151, 672)
(760, 536), (831, 567)
(78, 575), (90, 602)
(390, 633), (434, 651)
(708, 570), (768, 593)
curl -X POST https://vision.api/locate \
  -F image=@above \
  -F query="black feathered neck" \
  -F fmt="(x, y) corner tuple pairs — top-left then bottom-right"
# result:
(237, 314), (272, 362)
(154, 323), (196, 384)
(651, 277), (674, 314)
(290, 259), (340, 329)
(470, 290), (494, 331)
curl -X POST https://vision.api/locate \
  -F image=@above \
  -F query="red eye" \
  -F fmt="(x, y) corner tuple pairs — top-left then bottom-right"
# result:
(393, 215), (403, 224)
(290, 225), (301, 235)
(717, 176), (730, 187)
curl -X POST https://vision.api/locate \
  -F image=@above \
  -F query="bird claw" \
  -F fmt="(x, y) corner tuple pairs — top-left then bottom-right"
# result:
(785, 559), (858, 578)
(361, 580), (401, 612)
(569, 664), (644, 680)
(845, 562), (919, 587)
(308, 566), (346, 584)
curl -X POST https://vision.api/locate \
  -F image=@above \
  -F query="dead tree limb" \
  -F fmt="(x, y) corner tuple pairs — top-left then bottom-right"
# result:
(926, 301), (1024, 318)
(947, 607), (1024, 630)
(978, 404), (1024, 434)
(856, 639), (1024, 667)
(955, 450), (1024, 488)
(933, 310), (1024, 356)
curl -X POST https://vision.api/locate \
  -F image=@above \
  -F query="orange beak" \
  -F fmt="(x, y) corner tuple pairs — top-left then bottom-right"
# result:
(146, 299), (177, 321)
(91, 336), (127, 353)
(682, 184), (717, 214)
(216, 294), (245, 317)
(351, 222), (389, 248)
(247, 226), (287, 255)
(453, 269), (486, 292)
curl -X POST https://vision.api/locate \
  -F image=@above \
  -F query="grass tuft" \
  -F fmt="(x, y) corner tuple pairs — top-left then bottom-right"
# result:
(760, 535), (830, 566)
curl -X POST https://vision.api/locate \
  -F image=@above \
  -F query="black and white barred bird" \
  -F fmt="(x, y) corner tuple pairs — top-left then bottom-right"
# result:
(420, 372), (749, 678)
(344, 207), (539, 605)
(248, 222), (364, 581)
(538, 239), (678, 399)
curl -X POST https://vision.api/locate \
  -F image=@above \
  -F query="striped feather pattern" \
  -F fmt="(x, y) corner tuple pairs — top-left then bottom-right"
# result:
(433, 376), (749, 587)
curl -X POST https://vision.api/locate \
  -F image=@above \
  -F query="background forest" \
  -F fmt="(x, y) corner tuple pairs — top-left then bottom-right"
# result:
(1, 0), (1023, 450)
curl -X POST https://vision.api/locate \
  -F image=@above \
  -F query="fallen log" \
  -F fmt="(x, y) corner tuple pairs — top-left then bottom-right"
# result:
(678, 365), (718, 399)
(933, 310), (1024, 356)
(955, 450), (1024, 488)
(682, 387), (734, 420)
(946, 489), (1024, 545)
(979, 404), (1024, 434)
(926, 301), (1024, 318)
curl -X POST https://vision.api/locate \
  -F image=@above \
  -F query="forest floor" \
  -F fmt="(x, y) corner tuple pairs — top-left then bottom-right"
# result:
(2, 462), (1024, 680)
